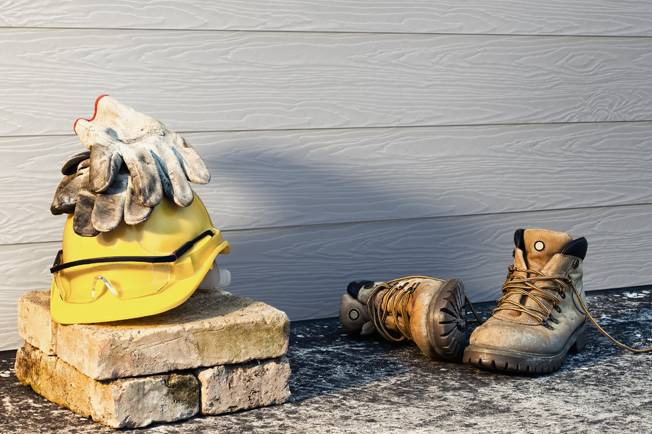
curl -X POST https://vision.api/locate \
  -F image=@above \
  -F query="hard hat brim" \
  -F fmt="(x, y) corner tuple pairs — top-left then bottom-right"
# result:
(50, 234), (229, 324)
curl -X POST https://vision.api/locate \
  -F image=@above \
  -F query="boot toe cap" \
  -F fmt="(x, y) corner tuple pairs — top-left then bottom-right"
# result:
(469, 318), (560, 355)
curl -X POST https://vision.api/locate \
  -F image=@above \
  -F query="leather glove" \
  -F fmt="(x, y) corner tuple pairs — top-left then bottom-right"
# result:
(74, 95), (210, 208)
(50, 151), (91, 216)
(51, 151), (152, 236)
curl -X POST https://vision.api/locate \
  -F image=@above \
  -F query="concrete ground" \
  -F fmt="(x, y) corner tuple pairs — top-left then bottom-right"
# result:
(1, 288), (650, 433)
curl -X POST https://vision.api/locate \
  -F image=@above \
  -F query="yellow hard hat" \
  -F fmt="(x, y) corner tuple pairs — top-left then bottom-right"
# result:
(50, 194), (230, 324)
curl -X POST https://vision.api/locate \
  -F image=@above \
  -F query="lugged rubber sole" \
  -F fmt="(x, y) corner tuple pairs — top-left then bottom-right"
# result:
(463, 322), (587, 375)
(427, 278), (469, 362)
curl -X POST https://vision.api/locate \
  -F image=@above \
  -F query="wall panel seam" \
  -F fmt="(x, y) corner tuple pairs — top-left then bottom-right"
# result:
(4, 26), (652, 39)
(2, 201), (651, 250)
(2, 119), (652, 141)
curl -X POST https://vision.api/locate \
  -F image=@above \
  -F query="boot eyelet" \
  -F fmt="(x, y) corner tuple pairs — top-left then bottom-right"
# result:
(348, 308), (360, 321)
(561, 292), (566, 299)
(555, 305), (562, 313)
(572, 259), (580, 269)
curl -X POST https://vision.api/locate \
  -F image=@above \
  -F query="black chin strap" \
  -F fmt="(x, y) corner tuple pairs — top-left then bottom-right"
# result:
(50, 230), (215, 274)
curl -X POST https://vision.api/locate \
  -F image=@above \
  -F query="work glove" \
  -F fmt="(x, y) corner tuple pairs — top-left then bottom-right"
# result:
(73, 95), (210, 208)
(51, 151), (152, 236)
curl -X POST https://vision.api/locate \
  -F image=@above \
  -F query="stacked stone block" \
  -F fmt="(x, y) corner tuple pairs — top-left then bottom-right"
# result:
(15, 290), (291, 428)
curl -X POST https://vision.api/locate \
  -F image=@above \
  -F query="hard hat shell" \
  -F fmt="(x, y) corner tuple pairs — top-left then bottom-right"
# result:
(50, 194), (230, 324)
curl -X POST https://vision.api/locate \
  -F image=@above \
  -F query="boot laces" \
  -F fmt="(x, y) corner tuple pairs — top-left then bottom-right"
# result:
(495, 265), (652, 353)
(493, 265), (569, 327)
(368, 275), (483, 343)
(368, 277), (420, 342)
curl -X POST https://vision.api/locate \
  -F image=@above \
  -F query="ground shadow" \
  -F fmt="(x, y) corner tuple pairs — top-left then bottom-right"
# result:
(286, 289), (651, 402)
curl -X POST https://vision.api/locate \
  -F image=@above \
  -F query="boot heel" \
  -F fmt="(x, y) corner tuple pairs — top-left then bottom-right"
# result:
(570, 326), (587, 353)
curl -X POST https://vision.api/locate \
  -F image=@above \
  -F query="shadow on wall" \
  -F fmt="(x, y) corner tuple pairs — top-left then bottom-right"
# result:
(189, 135), (627, 321)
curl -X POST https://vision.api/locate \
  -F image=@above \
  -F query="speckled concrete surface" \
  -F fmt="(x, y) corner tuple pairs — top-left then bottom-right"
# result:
(1, 288), (650, 433)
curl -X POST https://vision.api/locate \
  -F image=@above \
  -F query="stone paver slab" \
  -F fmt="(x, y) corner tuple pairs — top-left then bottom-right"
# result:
(17, 291), (57, 355)
(14, 343), (199, 428)
(18, 290), (289, 380)
(197, 357), (291, 415)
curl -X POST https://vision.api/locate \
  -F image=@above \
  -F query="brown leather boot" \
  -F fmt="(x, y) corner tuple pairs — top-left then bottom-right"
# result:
(340, 276), (481, 362)
(464, 228), (589, 374)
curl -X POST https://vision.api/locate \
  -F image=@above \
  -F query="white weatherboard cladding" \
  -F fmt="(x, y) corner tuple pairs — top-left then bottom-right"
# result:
(2, 31), (652, 135)
(1, 122), (652, 245)
(2, 0), (652, 36)
(0, 1), (651, 349)
(2, 204), (652, 350)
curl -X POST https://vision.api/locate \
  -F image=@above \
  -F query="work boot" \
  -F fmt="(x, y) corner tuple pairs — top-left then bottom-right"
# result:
(464, 228), (589, 374)
(340, 276), (481, 362)
(465, 228), (652, 374)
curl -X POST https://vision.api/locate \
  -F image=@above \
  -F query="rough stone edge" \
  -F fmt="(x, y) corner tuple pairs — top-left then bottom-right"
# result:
(17, 291), (57, 355)
(58, 303), (290, 380)
(197, 356), (292, 415)
(17, 290), (290, 381)
(14, 343), (200, 428)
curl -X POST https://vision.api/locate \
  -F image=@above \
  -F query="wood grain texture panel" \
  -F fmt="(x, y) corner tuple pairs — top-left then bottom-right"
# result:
(2, 0), (652, 36)
(2, 122), (652, 245)
(2, 204), (652, 350)
(2, 30), (652, 135)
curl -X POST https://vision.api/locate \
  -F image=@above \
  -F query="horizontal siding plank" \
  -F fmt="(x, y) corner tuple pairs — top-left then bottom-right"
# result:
(2, 30), (652, 135)
(1, 122), (651, 245)
(2, 1), (652, 36)
(2, 204), (652, 350)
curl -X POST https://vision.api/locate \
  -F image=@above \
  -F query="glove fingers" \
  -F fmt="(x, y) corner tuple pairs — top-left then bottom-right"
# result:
(89, 145), (123, 193)
(73, 119), (93, 149)
(50, 168), (89, 215)
(91, 172), (128, 233)
(73, 190), (100, 237)
(124, 176), (152, 225)
(122, 148), (163, 207)
(61, 151), (91, 175)
(74, 96), (133, 148)
(154, 144), (194, 207)
(173, 135), (210, 184)
(154, 159), (175, 201)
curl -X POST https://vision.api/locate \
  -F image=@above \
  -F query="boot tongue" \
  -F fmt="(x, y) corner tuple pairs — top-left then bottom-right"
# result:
(518, 229), (572, 271)
(499, 228), (572, 322)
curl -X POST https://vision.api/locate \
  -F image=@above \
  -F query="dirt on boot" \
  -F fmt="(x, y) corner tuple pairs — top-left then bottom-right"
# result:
(340, 276), (480, 362)
(464, 228), (651, 375)
(464, 228), (588, 374)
